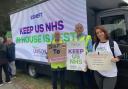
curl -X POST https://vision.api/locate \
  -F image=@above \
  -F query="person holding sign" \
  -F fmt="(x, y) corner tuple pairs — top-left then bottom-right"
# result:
(50, 31), (66, 89)
(74, 23), (93, 89)
(93, 26), (122, 89)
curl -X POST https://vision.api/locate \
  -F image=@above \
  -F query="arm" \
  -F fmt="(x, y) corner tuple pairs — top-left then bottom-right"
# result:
(87, 39), (93, 52)
(111, 41), (122, 62)
(11, 44), (15, 59)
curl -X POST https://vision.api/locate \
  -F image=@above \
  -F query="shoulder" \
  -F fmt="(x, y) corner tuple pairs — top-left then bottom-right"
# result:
(12, 43), (15, 45)
(85, 35), (92, 40)
(109, 40), (118, 45)
(109, 39), (116, 45)
(113, 41), (117, 44)
(86, 35), (91, 38)
(11, 43), (15, 47)
(113, 41), (119, 47)
(109, 40), (119, 48)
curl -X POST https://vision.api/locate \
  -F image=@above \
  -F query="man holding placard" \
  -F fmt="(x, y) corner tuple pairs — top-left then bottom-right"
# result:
(47, 31), (66, 89)
(67, 23), (93, 89)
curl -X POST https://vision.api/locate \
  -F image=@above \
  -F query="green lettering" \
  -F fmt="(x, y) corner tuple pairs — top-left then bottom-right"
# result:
(45, 34), (50, 43)
(16, 37), (21, 43)
(63, 32), (70, 42)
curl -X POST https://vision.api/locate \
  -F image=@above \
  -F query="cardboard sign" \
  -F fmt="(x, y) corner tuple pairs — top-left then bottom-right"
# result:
(47, 43), (66, 63)
(86, 52), (113, 71)
(66, 41), (87, 71)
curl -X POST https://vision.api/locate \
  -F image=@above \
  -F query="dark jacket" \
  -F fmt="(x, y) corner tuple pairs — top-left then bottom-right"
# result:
(6, 43), (15, 62)
(0, 43), (8, 64)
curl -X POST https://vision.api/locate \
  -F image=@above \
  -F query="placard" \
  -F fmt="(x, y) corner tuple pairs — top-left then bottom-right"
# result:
(86, 52), (113, 71)
(67, 41), (87, 71)
(47, 43), (66, 63)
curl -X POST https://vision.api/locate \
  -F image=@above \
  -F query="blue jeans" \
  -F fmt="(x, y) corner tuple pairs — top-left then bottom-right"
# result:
(8, 65), (12, 77)
(77, 70), (93, 89)
(51, 68), (65, 89)
(0, 64), (10, 83)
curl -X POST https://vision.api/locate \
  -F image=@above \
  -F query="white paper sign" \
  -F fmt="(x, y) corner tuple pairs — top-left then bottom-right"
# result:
(86, 52), (113, 71)
(67, 41), (87, 71)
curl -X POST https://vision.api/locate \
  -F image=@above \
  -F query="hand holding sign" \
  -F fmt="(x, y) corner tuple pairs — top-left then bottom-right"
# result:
(111, 57), (120, 62)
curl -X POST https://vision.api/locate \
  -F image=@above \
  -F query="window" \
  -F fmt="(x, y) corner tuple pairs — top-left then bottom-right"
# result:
(101, 15), (128, 45)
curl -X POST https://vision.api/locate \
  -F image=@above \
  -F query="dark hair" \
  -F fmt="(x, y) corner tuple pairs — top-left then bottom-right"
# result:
(94, 26), (109, 42)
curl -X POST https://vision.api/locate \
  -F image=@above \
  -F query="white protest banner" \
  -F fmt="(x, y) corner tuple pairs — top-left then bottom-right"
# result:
(47, 43), (66, 63)
(67, 41), (87, 71)
(10, 0), (88, 62)
(86, 52), (113, 71)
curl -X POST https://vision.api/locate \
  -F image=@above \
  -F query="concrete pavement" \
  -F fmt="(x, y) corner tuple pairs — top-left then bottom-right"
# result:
(0, 71), (23, 89)
(0, 82), (22, 89)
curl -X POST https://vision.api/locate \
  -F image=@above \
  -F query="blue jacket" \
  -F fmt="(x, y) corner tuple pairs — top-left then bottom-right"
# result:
(0, 43), (8, 64)
(7, 43), (15, 62)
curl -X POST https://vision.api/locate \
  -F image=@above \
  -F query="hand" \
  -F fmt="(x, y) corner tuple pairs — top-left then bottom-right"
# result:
(111, 57), (120, 62)
(47, 56), (51, 64)
(85, 60), (87, 64)
(83, 67), (87, 72)
(48, 59), (51, 64)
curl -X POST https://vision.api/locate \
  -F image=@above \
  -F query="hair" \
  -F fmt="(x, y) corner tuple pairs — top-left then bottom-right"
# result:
(94, 25), (109, 42)
(75, 23), (84, 31)
(54, 31), (60, 35)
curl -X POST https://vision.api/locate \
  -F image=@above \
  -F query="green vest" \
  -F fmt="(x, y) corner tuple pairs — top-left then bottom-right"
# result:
(76, 35), (92, 52)
(50, 39), (66, 69)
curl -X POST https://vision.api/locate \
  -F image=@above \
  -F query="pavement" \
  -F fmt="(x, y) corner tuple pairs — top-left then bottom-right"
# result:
(0, 71), (23, 89)
(0, 82), (22, 89)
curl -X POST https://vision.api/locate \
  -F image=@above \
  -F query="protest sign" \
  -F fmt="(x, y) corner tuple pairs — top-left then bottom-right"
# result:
(47, 43), (66, 63)
(86, 52), (113, 71)
(67, 41), (87, 71)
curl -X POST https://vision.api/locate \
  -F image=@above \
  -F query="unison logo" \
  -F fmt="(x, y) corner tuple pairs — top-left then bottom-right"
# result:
(33, 46), (47, 57)
(31, 12), (43, 20)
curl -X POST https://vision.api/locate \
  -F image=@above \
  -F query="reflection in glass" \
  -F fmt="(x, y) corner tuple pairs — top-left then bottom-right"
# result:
(101, 15), (128, 45)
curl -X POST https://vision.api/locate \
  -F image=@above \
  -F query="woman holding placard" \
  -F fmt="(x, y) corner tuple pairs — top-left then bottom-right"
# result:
(93, 26), (122, 89)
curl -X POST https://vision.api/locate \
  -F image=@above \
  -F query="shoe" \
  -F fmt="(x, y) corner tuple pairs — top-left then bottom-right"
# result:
(0, 83), (3, 86)
(6, 81), (12, 84)
(12, 75), (16, 79)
